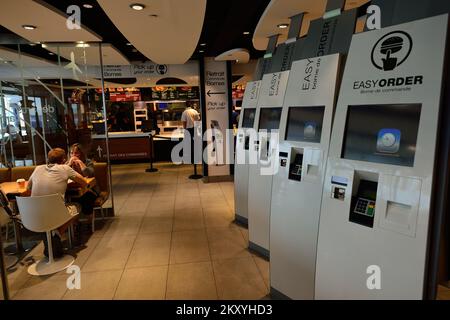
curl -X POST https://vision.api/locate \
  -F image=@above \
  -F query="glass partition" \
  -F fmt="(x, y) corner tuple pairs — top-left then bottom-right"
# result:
(0, 42), (113, 297)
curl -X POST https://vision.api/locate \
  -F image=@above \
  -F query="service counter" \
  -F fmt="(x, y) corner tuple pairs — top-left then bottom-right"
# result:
(91, 131), (184, 163)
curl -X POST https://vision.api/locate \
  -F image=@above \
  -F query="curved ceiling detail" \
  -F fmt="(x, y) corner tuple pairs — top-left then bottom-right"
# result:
(215, 48), (250, 64)
(46, 43), (130, 65)
(0, 0), (102, 42)
(253, 0), (369, 50)
(0, 46), (56, 67)
(97, 0), (207, 64)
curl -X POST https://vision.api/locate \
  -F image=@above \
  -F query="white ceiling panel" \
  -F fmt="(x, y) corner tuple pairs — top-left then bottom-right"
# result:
(0, 0), (101, 43)
(98, 0), (206, 64)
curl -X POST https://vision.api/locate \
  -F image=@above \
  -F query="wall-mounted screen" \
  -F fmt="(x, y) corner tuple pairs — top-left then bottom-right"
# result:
(341, 104), (421, 167)
(258, 107), (282, 131)
(241, 108), (256, 128)
(285, 106), (325, 143)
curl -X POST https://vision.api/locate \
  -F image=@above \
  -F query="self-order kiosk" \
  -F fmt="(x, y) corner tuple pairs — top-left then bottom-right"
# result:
(234, 80), (262, 226)
(270, 54), (342, 299)
(315, 14), (449, 299)
(247, 38), (305, 257)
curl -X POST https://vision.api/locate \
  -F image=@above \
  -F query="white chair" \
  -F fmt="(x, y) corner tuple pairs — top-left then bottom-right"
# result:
(16, 194), (79, 276)
(0, 208), (18, 270)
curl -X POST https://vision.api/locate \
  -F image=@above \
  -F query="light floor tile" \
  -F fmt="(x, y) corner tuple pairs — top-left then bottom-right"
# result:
(82, 235), (136, 272)
(213, 257), (268, 300)
(207, 227), (251, 261)
(114, 266), (168, 300)
(170, 230), (210, 264)
(166, 262), (217, 300)
(139, 214), (173, 234)
(14, 275), (68, 300)
(126, 233), (171, 268)
(103, 216), (143, 238)
(173, 208), (205, 231)
(63, 270), (122, 300)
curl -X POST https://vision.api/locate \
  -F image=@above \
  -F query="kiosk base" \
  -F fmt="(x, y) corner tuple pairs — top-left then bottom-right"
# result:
(249, 241), (269, 260)
(234, 215), (248, 228)
(270, 287), (292, 300)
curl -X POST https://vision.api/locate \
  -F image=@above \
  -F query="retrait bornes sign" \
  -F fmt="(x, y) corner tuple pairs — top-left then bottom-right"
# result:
(203, 59), (231, 177)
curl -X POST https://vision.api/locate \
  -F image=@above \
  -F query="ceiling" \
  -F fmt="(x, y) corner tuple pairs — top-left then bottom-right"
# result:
(0, 0), (270, 65)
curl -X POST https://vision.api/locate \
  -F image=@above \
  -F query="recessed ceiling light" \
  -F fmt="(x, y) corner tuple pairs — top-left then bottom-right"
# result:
(22, 25), (37, 30)
(277, 23), (289, 29)
(199, 50), (204, 53)
(200, 43), (206, 46)
(83, 4), (94, 9)
(126, 43), (132, 46)
(48, 52), (55, 55)
(29, 43), (36, 46)
(243, 31), (250, 35)
(130, 3), (145, 11)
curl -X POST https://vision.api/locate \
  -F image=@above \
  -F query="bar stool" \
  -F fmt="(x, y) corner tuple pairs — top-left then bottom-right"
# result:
(16, 194), (78, 276)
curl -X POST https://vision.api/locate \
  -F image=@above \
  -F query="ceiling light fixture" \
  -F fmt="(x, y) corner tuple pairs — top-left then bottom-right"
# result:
(22, 25), (37, 30)
(83, 4), (93, 9)
(48, 52), (55, 55)
(199, 50), (204, 53)
(130, 3), (145, 11)
(243, 31), (250, 35)
(126, 43), (132, 46)
(200, 43), (206, 46)
(277, 23), (289, 29)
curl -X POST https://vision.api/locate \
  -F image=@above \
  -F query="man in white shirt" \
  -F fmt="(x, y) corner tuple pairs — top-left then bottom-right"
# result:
(181, 106), (200, 129)
(181, 107), (200, 164)
(27, 148), (87, 256)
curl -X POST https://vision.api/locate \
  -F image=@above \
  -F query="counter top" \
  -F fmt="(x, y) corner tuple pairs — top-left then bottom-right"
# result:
(92, 131), (150, 139)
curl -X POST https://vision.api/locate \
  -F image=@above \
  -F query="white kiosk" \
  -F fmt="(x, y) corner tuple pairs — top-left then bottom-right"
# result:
(246, 15), (306, 257)
(247, 68), (290, 257)
(270, 54), (342, 299)
(234, 80), (261, 225)
(234, 36), (277, 226)
(315, 14), (449, 299)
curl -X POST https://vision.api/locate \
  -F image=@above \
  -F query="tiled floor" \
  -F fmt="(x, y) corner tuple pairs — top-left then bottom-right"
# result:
(6, 163), (269, 300)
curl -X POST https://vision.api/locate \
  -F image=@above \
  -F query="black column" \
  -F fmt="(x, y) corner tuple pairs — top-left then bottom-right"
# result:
(198, 56), (208, 177)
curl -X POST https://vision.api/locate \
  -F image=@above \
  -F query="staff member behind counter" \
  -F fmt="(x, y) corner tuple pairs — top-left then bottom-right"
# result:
(181, 106), (200, 163)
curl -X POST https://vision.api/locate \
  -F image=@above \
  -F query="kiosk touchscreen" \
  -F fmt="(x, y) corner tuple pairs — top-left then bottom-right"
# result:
(234, 80), (261, 225)
(270, 54), (342, 299)
(315, 14), (448, 299)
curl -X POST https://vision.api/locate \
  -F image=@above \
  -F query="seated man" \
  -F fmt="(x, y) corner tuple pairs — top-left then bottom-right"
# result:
(27, 148), (87, 257)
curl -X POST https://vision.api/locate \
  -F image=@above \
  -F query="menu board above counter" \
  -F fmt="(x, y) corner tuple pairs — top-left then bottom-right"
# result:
(150, 86), (199, 101)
